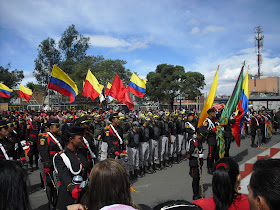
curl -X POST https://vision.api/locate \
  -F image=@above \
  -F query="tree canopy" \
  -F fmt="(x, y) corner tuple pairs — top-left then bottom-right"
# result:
(146, 64), (205, 109)
(33, 24), (131, 104)
(0, 64), (24, 89)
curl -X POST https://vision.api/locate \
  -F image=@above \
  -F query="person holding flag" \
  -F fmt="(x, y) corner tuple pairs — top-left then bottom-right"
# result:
(202, 108), (218, 175)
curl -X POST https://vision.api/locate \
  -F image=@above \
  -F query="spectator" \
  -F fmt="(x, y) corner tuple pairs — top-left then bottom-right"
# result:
(81, 159), (138, 210)
(0, 159), (31, 210)
(248, 158), (280, 210)
(193, 157), (249, 210)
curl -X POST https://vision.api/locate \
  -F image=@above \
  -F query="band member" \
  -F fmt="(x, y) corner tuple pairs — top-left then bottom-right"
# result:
(54, 125), (90, 210)
(25, 112), (41, 172)
(202, 108), (218, 175)
(187, 127), (209, 200)
(39, 118), (64, 209)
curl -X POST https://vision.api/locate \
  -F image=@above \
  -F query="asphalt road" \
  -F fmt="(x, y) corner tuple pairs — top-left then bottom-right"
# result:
(28, 133), (280, 209)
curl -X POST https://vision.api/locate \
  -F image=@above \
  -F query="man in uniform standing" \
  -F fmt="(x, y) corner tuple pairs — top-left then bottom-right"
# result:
(26, 112), (41, 172)
(202, 108), (218, 175)
(39, 118), (64, 209)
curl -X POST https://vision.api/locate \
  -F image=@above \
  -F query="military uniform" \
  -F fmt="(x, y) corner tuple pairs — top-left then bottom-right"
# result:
(127, 122), (140, 180)
(25, 114), (41, 170)
(54, 125), (90, 210)
(202, 115), (218, 174)
(188, 127), (208, 200)
(222, 118), (235, 157)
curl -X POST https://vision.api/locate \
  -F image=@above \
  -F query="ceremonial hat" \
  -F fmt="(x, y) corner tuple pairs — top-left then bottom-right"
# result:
(187, 112), (193, 117)
(0, 120), (8, 129)
(65, 125), (86, 136)
(207, 108), (215, 114)
(197, 126), (209, 138)
(47, 118), (59, 126)
(76, 116), (90, 125)
(109, 113), (119, 121)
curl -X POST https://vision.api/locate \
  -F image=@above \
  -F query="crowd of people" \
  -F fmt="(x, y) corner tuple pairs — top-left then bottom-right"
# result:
(0, 106), (280, 210)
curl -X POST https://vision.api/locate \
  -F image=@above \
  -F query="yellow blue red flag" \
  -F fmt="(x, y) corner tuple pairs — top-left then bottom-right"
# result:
(0, 83), (13, 99)
(48, 64), (78, 103)
(127, 73), (146, 98)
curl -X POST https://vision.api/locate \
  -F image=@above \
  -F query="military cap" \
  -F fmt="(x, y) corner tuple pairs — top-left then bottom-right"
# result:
(76, 116), (90, 125)
(48, 118), (59, 126)
(187, 112), (193, 117)
(65, 125), (85, 136)
(0, 120), (8, 129)
(6, 121), (14, 127)
(207, 108), (215, 114)
(109, 113), (119, 121)
(197, 126), (209, 138)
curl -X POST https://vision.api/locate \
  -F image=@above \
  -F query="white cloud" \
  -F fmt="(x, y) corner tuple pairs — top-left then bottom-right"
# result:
(196, 48), (280, 95)
(132, 59), (142, 65)
(190, 27), (200, 34)
(202, 25), (226, 34)
(88, 35), (131, 48)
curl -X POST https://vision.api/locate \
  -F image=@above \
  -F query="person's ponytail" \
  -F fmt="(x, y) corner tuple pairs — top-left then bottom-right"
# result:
(212, 159), (239, 210)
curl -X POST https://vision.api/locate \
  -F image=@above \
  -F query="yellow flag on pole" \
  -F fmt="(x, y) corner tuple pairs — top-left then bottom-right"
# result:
(198, 66), (219, 128)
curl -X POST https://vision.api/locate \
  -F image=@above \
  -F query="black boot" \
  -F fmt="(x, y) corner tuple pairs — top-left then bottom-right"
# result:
(140, 167), (145, 177)
(155, 163), (162, 171)
(152, 164), (157, 173)
(129, 171), (136, 182)
(174, 155), (179, 164)
(145, 165), (153, 174)
(134, 169), (141, 178)
(207, 168), (213, 175)
(179, 154), (182, 163)
(169, 157), (173, 166)
(160, 161), (166, 170)
(164, 160), (170, 168)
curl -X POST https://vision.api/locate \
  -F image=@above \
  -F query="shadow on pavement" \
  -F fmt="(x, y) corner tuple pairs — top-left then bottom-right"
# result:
(34, 203), (49, 210)
(202, 183), (212, 193)
(232, 149), (248, 163)
(29, 183), (43, 194)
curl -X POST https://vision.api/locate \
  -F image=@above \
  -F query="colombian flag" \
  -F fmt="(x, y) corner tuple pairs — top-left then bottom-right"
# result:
(48, 65), (78, 103)
(82, 70), (104, 101)
(19, 84), (32, 101)
(127, 73), (146, 98)
(232, 67), (249, 147)
(0, 83), (13, 99)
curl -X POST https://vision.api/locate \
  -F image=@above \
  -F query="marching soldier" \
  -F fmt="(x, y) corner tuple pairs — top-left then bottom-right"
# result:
(0, 120), (18, 161)
(223, 116), (236, 157)
(105, 114), (123, 159)
(26, 111), (41, 172)
(54, 125), (90, 210)
(139, 117), (153, 176)
(202, 108), (218, 175)
(127, 121), (140, 181)
(39, 118), (64, 209)
(187, 127), (209, 200)
(75, 116), (96, 169)
(185, 112), (197, 155)
(158, 114), (171, 169)
(175, 113), (184, 163)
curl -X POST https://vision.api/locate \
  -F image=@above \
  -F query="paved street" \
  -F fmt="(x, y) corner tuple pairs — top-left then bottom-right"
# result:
(29, 134), (280, 209)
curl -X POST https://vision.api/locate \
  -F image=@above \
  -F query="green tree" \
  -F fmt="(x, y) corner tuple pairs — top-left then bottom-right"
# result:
(59, 24), (90, 75)
(0, 64), (24, 102)
(71, 55), (132, 92)
(146, 64), (205, 110)
(33, 37), (61, 89)
(26, 82), (44, 91)
(0, 64), (24, 89)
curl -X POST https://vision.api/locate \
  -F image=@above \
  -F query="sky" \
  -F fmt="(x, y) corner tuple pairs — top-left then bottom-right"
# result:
(0, 0), (280, 95)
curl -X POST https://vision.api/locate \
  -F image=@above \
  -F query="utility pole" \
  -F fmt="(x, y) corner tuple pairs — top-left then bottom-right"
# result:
(254, 25), (264, 79)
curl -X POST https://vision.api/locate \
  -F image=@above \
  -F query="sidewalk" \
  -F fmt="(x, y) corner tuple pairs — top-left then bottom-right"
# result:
(239, 141), (280, 195)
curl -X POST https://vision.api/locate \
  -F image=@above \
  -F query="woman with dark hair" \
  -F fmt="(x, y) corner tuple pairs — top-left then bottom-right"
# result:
(193, 157), (249, 210)
(0, 159), (31, 210)
(81, 158), (137, 210)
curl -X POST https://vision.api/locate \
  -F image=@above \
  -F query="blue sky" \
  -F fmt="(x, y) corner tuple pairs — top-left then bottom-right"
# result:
(0, 0), (280, 95)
